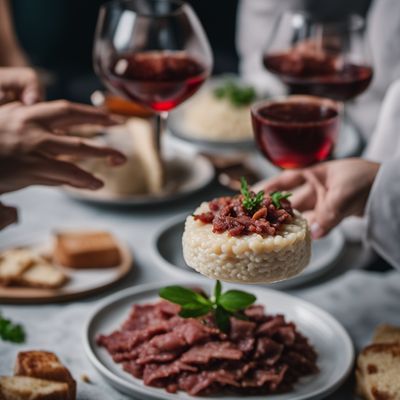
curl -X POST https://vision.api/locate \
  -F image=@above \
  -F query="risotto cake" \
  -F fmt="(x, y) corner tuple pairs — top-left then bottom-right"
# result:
(182, 179), (311, 283)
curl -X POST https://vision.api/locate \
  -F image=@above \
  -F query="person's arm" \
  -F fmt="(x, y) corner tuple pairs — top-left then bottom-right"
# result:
(0, 0), (29, 67)
(366, 157), (400, 269)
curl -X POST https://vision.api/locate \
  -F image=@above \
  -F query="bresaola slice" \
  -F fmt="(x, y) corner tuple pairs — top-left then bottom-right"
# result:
(97, 301), (318, 396)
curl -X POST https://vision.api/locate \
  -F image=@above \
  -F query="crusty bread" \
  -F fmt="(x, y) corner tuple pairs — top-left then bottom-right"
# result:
(373, 324), (400, 344)
(356, 324), (400, 400)
(14, 351), (76, 400)
(53, 231), (121, 269)
(0, 376), (68, 400)
(0, 248), (68, 290)
(19, 264), (68, 290)
(0, 249), (37, 285)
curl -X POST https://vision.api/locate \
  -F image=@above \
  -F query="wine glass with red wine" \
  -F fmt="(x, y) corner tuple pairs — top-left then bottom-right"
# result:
(263, 12), (373, 102)
(94, 0), (213, 149)
(251, 96), (341, 169)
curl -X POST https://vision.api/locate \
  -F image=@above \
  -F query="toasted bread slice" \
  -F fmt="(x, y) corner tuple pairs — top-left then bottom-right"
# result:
(15, 352), (75, 400)
(0, 376), (68, 400)
(53, 231), (121, 269)
(19, 263), (68, 290)
(373, 324), (400, 345)
(356, 342), (400, 400)
(0, 248), (38, 285)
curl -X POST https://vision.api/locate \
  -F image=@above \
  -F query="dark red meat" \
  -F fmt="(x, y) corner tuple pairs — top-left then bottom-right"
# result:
(97, 301), (318, 396)
(193, 194), (294, 237)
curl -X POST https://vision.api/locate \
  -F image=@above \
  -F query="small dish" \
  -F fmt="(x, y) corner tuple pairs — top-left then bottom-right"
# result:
(152, 215), (345, 289)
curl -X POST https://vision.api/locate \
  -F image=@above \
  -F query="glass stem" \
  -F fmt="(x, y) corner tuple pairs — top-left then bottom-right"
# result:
(155, 111), (168, 152)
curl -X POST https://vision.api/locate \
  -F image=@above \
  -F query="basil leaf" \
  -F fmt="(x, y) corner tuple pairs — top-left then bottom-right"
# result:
(270, 191), (292, 209)
(179, 305), (212, 318)
(215, 306), (231, 333)
(214, 280), (222, 302)
(218, 290), (256, 312)
(159, 286), (211, 307)
(0, 314), (25, 343)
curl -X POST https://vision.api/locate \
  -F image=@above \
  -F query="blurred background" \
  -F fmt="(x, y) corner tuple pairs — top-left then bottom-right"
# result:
(10, 0), (372, 103)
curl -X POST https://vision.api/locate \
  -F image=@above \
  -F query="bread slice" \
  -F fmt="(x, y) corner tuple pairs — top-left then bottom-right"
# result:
(53, 231), (121, 269)
(373, 324), (400, 345)
(0, 248), (38, 285)
(0, 376), (68, 400)
(14, 351), (76, 400)
(19, 263), (68, 290)
(356, 343), (400, 400)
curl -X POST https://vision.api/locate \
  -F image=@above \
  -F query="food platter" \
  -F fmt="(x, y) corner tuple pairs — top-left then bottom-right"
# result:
(0, 231), (133, 303)
(84, 280), (354, 400)
(62, 152), (214, 206)
(152, 215), (345, 289)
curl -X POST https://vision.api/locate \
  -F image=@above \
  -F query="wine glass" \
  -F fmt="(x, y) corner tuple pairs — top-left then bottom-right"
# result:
(262, 12), (373, 102)
(94, 0), (213, 150)
(251, 95), (341, 169)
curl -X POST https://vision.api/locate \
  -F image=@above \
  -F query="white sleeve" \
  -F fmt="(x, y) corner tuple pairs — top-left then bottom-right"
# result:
(366, 157), (400, 269)
(236, 0), (303, 95)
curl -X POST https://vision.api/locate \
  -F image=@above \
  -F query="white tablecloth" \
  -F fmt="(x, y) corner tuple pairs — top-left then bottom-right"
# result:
(1, 186), (398, 400)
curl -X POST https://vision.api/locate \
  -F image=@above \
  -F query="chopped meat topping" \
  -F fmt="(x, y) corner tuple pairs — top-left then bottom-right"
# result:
(193, 194), (294, 237)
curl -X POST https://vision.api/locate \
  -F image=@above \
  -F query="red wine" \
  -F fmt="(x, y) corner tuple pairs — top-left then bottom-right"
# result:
(103, 51), (208, 112)
(252, 100), (339, 169)
(263, 53), (373, 101)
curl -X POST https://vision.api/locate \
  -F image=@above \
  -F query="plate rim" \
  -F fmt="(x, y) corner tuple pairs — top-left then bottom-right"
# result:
(84, 279), (355, 400)
(151, 213), (345, 289)
(0, 233), (133, 304)
(62, 153), (215, 206)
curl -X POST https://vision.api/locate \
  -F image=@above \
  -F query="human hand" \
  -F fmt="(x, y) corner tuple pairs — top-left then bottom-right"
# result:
(257, 159), (380, 239)
(0, 67), (43, 105)
(0, 100), (127, 194)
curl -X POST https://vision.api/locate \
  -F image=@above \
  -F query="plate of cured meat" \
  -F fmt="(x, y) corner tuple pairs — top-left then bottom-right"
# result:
(84, 279), (354, 400)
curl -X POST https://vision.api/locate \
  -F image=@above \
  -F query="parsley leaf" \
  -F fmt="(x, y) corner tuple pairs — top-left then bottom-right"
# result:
(270, 191), (292, 208)
(213, 81), (256, 107)
(159, 281), (256, 333)
(0, 314), (25, 343)
(241, 177), (264, 212)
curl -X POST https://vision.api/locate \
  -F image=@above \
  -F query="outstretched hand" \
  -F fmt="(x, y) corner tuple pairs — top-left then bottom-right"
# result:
(256, 159), (380, 238)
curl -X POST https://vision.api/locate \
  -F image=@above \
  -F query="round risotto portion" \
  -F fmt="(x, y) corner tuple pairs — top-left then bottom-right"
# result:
(182, 194), (311, 283)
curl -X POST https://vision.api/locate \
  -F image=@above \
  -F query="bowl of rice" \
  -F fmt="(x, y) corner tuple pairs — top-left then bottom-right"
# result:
(182, 179), (311, 283)
(169, 76), (259, 150)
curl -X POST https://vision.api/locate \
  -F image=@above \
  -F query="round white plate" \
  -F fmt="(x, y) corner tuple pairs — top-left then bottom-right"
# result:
(0, 231), (133, 303)
(152, 214), (345, 289)
(62, 152), (214, 206)
(84, 280), (354, 400)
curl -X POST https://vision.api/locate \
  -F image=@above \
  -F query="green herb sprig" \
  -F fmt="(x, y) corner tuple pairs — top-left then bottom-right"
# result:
(270, 191), (292, 209)
(0, 313), (25, 343)
(159, 281), (256, 333)
(240, 177), (264, 212)
(214, 80), (257, 107)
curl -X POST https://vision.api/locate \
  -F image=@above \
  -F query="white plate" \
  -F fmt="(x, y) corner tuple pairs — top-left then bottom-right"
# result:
(152, 215), (345, 289)
(84, 280), (354, 400)
(62, 152), (214, 206)
(0, 231), (133, 303)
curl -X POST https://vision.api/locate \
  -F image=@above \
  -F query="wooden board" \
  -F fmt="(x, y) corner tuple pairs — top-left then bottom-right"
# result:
(0, 242), (133, 304)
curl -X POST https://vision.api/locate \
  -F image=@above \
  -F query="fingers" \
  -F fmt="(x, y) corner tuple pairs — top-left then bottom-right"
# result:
(23, 100), (118, 130)
(29, 157), (105, 190)
(302, 171), (341, 239)
(290, 182), (316, 211)
(36, 135), (126, 166)
(0, 203), (18, 230)
(258, 170), (306, 194)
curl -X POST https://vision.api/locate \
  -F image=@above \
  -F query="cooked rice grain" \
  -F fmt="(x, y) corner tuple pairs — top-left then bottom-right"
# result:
(182, 203), (311, 283)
